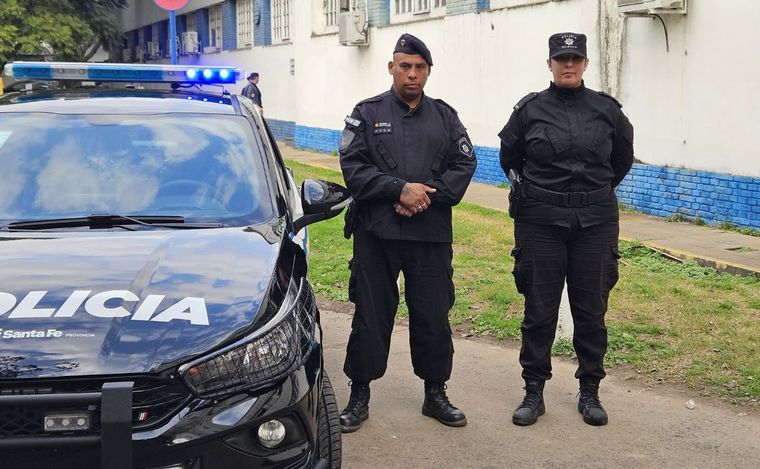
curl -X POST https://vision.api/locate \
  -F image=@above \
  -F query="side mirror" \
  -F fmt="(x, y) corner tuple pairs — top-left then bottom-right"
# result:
(292, 179), (351, 233)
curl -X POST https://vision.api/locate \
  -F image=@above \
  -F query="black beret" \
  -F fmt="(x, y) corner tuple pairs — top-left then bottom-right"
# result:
(393, 33), (433, 66)
(548, 32), (587, 58)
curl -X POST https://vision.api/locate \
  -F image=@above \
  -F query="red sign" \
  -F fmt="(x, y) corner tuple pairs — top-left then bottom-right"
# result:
(153, 0), (191, 11)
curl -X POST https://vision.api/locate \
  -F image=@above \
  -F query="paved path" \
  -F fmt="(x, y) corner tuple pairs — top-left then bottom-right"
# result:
(280, 142), (760, 277)
(321, 309), (760, 469)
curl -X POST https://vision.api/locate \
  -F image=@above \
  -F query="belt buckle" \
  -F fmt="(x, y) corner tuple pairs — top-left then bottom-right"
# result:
(566, 191), (586, 207)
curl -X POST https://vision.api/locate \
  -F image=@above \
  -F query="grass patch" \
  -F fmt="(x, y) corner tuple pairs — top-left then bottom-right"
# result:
(288, 160), (760, 406)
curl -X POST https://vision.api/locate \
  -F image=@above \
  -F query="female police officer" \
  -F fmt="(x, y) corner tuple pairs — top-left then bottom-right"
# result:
(498, 32), (634, 426)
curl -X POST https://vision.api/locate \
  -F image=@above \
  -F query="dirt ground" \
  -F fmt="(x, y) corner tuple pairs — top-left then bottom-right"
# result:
(318, 299), (760, 469)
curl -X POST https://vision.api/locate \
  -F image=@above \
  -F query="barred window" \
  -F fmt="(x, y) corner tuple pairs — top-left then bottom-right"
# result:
(186, 13), (197, 33)
(324, 0), (359, 28)
(209, 5), (223, 49)
(273, 0), (291, 41)
(237, 0), (253, 47)
(393, 0), (445, 20)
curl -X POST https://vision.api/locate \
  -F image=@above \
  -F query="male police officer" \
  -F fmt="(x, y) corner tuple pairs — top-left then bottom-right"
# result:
(499, 32), (634, 426)
(241, 72), (262, 107)
(338, 33), (476, 433)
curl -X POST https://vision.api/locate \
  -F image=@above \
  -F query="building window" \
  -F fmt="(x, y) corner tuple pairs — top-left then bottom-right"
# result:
(324, 0), (359, 28)
(490, 0), (550, 9)
(272, 0), (291, 41)
(186, 13), (197, 32)
(392, 0), (445, 22)
(209, 5), (223, 49)
(237, 0), (253, 47)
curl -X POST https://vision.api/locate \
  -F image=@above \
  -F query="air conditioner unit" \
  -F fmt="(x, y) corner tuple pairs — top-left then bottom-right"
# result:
(181, 31), (200, 54)
(121, 48), (132, 62)
(147, 41), (160, 58)
(618, 0), (687, 14)
(338, 9), (368, 46)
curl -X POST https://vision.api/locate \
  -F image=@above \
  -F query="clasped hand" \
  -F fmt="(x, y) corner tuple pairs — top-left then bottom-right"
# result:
(394, 183), (437, 218)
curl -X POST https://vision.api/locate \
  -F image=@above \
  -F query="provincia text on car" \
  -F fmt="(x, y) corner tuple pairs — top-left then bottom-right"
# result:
(0, 62), (349, 469)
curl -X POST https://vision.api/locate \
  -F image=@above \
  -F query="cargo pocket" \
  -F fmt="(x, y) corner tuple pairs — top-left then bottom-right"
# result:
(511, 245), (526, 294)
(430, 141), (449, 174)
(375, 140), (398, 171)
(348, 259), (358, 303)
(447, 265), (456, 309)
(604, 246), (621, 291)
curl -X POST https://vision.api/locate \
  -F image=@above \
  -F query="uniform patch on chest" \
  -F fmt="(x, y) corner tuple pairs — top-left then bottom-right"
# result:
(458, 136), (474, 158)
(373, 122), (393, 134)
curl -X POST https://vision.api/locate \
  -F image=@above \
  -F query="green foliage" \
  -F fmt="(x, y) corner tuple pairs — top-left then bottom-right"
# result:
(0, 0), (127, 67)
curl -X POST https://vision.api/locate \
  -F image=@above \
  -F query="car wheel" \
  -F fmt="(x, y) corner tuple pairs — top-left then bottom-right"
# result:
(317, 370), (342, 468)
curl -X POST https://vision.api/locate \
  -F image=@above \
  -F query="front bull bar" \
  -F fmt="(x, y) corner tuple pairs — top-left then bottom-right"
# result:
(0, 381), (134, 469)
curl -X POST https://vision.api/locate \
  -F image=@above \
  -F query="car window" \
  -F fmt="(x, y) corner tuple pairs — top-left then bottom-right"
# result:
(0, 113), (275, 226)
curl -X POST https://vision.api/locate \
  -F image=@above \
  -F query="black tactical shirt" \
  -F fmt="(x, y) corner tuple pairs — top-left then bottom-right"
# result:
(340, 89), (477, 242)
(498, 81), (634, 227)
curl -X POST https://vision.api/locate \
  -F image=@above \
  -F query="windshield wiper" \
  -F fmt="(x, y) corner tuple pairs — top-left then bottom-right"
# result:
(2, 214), (228, 231)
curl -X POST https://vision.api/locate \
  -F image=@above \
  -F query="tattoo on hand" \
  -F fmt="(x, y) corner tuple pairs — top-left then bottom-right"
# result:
(401, 186), (411, 195)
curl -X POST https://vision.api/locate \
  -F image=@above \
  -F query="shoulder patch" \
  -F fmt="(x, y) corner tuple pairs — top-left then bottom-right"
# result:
(598, 91), (623, 108)
(344, 115), (363, 129)
(434, 98), (458, 114)
(513, 92), (539, 111)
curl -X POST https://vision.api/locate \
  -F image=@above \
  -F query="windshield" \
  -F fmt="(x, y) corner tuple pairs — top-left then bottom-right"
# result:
(0, 113), (275, 227)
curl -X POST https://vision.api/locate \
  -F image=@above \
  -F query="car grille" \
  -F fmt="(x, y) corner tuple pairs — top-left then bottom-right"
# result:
(0, 376), (192, 438)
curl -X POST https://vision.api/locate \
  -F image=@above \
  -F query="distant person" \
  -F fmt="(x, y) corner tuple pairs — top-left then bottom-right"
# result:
(498, 32), (634, 427)
(337, 33), (477, 433)
(241, 72), (262, 107)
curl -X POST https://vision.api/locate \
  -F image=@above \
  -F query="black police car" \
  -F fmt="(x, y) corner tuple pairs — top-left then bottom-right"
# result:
(0, 62), (348, 469)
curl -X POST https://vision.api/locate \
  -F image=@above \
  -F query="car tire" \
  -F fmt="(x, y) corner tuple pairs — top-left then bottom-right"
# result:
(317, 370), (342, 468)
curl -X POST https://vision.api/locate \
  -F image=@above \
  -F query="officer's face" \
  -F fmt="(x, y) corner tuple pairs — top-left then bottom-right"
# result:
(547, 54), (589, 88)
(389, 53), (430, 104)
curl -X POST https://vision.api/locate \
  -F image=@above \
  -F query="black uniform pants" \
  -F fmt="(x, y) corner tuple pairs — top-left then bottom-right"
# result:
(343, 226), (455, 384)
(512, 219), (620, 383)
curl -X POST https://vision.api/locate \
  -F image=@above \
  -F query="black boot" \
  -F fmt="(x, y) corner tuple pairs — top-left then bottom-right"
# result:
(422, 381), (467, 427)
(578, 381), (608, 426)
(512, 380), (545, 426)
(339, 382), (370, 433)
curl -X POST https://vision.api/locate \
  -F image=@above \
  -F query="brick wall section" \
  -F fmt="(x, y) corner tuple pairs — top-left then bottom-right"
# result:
(367, 0), (390, 27)
(222, 0), (238, 50)
(254, 0), (272, 46)
(472, 145), (507, 185)
(616, 164), (760, 230)
(294, 125), (342, 154)
(446, 0), (489, 15)
(268, 119), (296, 141)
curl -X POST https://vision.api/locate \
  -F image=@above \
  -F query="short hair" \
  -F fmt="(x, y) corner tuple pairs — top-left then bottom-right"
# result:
(247, 72), (259, 80)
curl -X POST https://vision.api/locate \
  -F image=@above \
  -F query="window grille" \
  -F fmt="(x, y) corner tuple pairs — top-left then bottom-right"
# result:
(273, 0), (291, 41)
(186, 13), (197, 33)
(394, 0), (445, 15)
(237, 0), (253, 47)
(209, 6), (223, 49)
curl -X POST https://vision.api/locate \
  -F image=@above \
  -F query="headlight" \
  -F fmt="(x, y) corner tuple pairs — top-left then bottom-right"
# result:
(179, 278), (317, 399)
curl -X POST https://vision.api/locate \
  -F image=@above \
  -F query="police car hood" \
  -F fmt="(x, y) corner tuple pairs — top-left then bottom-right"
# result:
(0, 227), (283, 378)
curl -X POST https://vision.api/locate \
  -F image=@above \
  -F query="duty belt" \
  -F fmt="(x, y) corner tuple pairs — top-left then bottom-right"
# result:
(524, 182), (611, 208)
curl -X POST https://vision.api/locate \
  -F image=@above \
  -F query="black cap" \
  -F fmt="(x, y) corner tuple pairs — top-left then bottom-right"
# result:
(393, 33), (433, 66)
(548, 32), (587, 59)
(247, 72), (259, 80)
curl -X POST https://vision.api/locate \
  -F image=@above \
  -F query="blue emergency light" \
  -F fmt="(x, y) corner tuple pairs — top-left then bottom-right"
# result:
(3, 62), (242, 85)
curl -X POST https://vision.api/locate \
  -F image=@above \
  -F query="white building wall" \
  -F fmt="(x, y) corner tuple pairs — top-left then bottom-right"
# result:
(620, 0), (760, 177)
(119, 0), (758, 177)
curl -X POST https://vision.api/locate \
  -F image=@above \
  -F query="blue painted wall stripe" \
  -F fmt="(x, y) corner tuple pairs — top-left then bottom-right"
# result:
(291, 125), (759, 230)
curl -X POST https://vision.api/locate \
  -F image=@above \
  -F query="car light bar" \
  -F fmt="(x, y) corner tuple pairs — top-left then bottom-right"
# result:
(3, 62), (241, 84)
